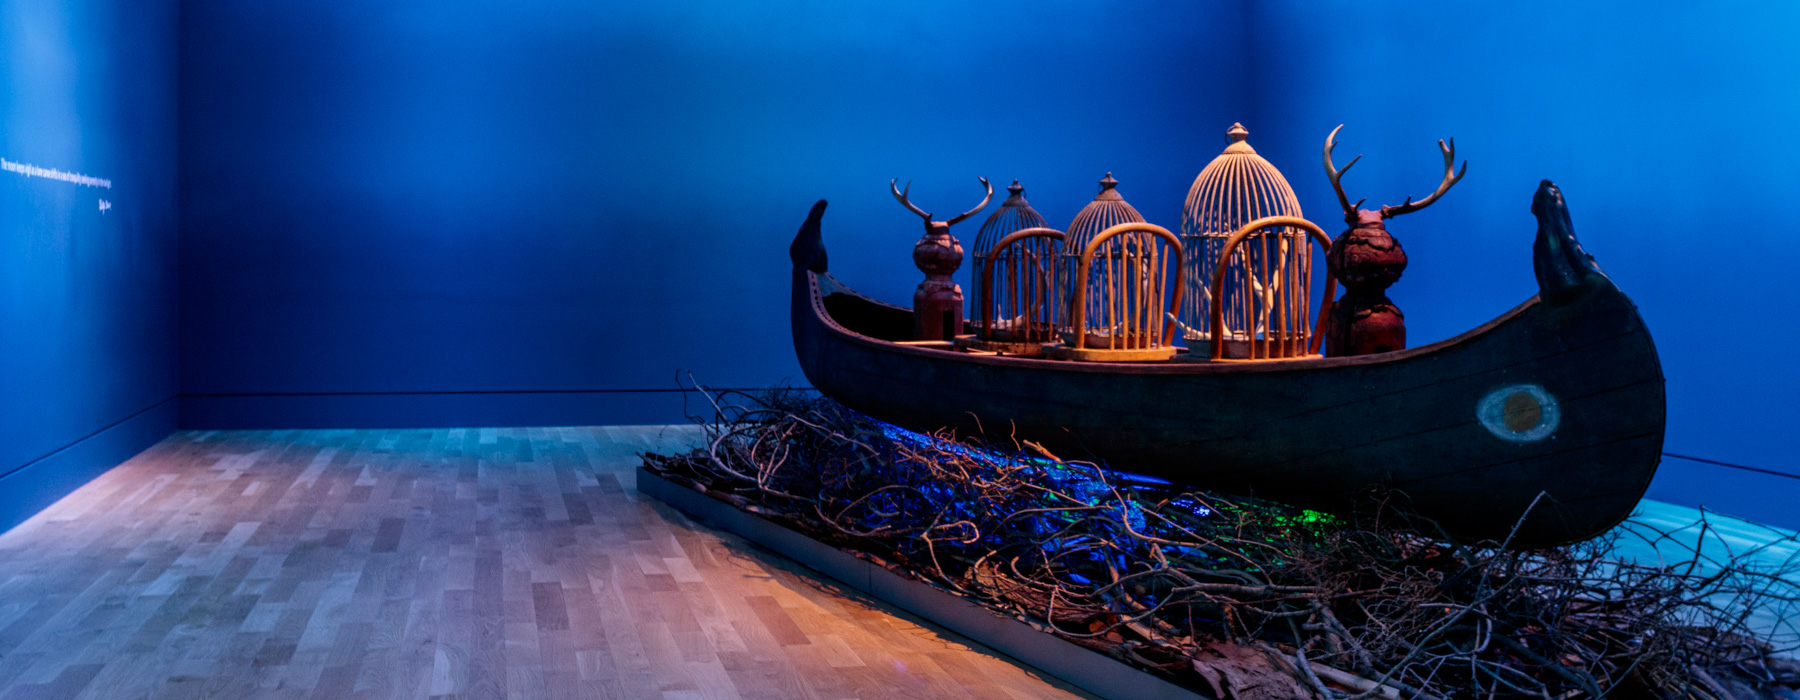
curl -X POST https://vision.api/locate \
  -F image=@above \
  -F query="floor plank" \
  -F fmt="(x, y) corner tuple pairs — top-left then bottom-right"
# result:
(0, 427), (1094, 700)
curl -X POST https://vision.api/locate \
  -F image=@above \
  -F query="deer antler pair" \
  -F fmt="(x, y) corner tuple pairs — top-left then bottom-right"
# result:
(891, 177), (993, 226)
(1324, 125), (1467, 223)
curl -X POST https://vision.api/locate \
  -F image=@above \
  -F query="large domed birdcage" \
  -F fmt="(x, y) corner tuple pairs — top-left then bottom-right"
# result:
(968, 180), (1051, 335)
(1181, 123), (1326, 360)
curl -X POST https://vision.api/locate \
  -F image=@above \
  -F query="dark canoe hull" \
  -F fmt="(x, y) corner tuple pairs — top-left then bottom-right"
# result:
(787, 189), (1666, 547)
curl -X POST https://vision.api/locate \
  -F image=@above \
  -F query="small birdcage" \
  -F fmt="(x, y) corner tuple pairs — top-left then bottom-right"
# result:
(968, 180), (1050, 335)
(1181, 123), (1328, 360)
(1059, 173), (1144, 325)
(957, 226), (1064, 355)
(1044, 221), (1183, 362)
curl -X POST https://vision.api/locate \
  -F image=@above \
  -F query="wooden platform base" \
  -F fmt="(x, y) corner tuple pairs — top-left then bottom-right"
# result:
(952, 335), (1047, 356)
(638, 468), (1206, 700)
(1040, 344), (1177, 362)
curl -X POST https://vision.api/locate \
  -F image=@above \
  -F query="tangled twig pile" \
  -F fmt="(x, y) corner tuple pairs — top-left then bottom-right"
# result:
(642, 387), (1800, 699)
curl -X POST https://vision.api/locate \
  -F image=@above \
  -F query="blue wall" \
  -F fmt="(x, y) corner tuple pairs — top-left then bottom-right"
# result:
(176, 0), (1251, 428)
(1246, 1), (1800, 526)
(0, 0), (180, 529)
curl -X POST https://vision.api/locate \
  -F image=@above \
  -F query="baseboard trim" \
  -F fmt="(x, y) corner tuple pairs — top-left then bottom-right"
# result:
(1646, 458), (1800, 532)
(636, 467), (1209, 700)
(178, 389), (738, 430)
(0, 398), (179, 533)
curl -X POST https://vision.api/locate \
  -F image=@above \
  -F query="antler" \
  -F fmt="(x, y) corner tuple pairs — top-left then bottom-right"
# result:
(890, 179), (931, 221)
(890, 177), (992, 225)
(1380, 137), (1467, 219)
(1323, 125), (1365, 223)
(945, 177), (993, 226)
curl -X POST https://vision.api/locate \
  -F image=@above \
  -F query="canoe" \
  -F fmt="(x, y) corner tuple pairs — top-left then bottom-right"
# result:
(788, 181), (1664, 547)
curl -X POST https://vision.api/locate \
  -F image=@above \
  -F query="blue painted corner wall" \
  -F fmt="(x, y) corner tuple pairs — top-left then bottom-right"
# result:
(2, 0), (1792, 532)
(1, 0), (181, 531)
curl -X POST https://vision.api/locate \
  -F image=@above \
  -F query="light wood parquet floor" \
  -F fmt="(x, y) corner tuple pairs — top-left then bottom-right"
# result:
(0, 427), (1093, 700)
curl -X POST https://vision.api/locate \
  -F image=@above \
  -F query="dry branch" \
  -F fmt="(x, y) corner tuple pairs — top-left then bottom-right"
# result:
(644, 386), (1800, 699)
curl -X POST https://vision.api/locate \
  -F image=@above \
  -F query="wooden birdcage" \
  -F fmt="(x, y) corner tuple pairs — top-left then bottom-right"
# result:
(956, 227), (1064, 355)
(1043, 222), (1183, 362)
(1059, 172), (1145, 331)
(968, 180), (1050, 336)
(1180, 123), (1325, 360)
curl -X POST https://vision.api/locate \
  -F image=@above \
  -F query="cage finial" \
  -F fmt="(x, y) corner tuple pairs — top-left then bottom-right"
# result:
(1224, 123), (1256, 154)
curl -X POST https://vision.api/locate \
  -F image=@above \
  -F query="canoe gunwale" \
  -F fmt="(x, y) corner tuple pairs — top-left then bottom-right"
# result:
(806, 270), (1544, 376)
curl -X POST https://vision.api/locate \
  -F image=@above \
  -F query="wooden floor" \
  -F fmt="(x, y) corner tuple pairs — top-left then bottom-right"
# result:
(0, 427), (1093, 700)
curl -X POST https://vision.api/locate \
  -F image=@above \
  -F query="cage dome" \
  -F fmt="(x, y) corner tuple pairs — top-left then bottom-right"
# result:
(1066, 172), (1144, 250)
